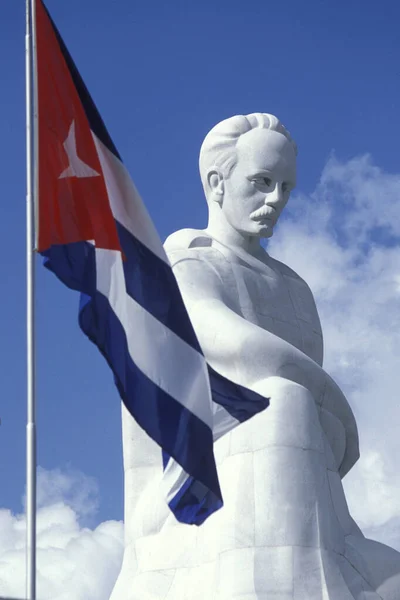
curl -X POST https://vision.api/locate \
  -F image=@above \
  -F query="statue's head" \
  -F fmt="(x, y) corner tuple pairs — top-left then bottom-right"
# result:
(199, 113), (297, 240)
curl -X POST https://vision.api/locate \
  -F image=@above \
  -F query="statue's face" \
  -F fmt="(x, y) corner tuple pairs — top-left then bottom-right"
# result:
(221, 128), (296, 238)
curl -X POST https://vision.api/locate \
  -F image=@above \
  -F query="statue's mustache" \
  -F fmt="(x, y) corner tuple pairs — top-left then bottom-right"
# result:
(249, 206), (277, 221)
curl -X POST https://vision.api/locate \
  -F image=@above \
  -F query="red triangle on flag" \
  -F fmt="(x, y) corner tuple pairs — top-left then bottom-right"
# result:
(35, 0), (122, 254)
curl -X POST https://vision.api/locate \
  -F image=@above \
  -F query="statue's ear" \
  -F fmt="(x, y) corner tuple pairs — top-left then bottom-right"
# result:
(207, 168), (224, 204)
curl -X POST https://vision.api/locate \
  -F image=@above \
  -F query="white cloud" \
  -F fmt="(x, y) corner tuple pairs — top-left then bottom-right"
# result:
(35, 466), (99, 520)
(269, 153), (400, 551)
(0, 467), (123, 600)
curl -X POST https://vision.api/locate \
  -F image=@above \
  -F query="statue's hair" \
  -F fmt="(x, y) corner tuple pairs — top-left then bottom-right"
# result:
(199, 113), (297, 194)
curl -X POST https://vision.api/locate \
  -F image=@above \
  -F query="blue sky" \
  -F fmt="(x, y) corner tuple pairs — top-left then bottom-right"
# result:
(0, 0), (399, 534)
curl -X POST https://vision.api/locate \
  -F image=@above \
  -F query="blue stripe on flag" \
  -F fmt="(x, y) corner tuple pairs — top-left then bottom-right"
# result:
(168, 471), (223, 526)
(116, 223), (202, 353)
(42, 240), (97, 296)
(208, 365), (270, 422)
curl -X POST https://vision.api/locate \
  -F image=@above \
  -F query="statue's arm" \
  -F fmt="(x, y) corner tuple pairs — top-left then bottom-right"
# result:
(172, 255), (327, 401)
(171, 254), (359, 477)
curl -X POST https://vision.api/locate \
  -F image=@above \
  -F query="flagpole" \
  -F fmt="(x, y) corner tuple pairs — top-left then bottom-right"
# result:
(25, 0), (37, 598)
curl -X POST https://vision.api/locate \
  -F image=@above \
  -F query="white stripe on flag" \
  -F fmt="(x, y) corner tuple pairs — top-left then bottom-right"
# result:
(95, 248), (213, 428)
(93, 134), (169, 265)
(212, 403), (241, 440)
(161, 456), (192, 505)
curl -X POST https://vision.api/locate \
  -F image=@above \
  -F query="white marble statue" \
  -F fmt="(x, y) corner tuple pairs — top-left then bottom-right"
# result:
(110, 113), (400, 599)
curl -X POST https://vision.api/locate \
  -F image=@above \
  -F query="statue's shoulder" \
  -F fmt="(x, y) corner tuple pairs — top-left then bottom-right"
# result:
(164, 229), (239, 305)
(164, 228), (212, 256)
(164, 228), (234, 274)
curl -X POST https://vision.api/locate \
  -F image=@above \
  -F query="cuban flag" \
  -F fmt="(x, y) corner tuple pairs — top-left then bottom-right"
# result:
(35, 0), (269, 525)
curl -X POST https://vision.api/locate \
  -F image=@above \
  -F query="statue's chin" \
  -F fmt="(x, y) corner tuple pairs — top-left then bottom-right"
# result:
(258, 225), (274, 239)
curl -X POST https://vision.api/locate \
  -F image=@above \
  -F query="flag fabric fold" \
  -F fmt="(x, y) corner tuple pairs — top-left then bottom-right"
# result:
(35, 0), (269, 525)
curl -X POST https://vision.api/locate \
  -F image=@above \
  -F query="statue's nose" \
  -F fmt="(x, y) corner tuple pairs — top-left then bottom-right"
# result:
(266, 183), (284, 206)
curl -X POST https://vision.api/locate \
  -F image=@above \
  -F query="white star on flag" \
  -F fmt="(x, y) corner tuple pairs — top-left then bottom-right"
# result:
(59, 120), (100, 179)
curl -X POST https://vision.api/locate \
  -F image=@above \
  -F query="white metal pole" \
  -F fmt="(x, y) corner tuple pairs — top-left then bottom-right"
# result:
(25, 0), (37, 598)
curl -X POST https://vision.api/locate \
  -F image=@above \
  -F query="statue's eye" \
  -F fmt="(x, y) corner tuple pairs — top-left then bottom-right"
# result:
(251, 176), (273, 188)
(282, 182), (290, 193)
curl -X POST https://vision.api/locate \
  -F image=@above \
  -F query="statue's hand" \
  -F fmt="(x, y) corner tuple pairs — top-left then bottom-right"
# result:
(271, 354), (360, 477)
(275, 357), (327, 404)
